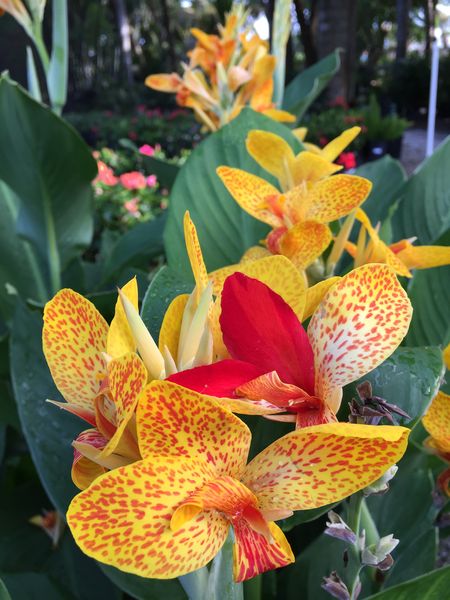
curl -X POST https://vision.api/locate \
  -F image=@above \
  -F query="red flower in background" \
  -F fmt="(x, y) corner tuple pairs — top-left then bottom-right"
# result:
(336, 152), (357, 170)
(120, 171), (147, 190)
(94, 160), (118, 186)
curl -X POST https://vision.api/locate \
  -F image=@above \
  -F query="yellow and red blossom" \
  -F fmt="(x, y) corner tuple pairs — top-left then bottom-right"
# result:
(423, 389), (450, 496)
(67, 380), (409, 582)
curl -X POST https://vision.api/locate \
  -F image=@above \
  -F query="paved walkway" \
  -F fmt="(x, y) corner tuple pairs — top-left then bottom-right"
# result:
(401, 127), (449, 174)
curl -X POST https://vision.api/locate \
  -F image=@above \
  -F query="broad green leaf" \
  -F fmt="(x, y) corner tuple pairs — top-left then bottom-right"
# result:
(282, 50), (341, 121)
(100, 213), (166, 285)
(342, 346), (444, 426)
(355, 155), (406, 227)
(392, 136), (450, 244)
(365, 566), (450, 599)
(141, 265), (193, 341)
(0, 578), (11, 600)
(100, 566), (186, 600)
(142, 156), (180, 189)
(0, 181), (48, 321)
(0, 573), (65, 600)
(0, 75), (96, 295)
(405, 265), (450, 347)
(164, 108), (301, 274)
(279, 503), (337, 532)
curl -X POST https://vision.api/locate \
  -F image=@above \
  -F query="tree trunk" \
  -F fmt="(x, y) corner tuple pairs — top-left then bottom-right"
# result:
(315, 0), (357, 103)
(293, 0), (318, 66)
(396, 0), (411, 61)
(113, 0), (133, 84)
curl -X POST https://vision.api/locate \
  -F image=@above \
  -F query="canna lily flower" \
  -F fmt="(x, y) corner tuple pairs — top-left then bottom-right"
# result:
(43, 278), (150, 488)
(291, 126), (361, 164)
(245, 127), (361, 191)
(169, 264), (412, 428)
(67, 380), (409, 581)
(0, 0), (33, 33)
(344, 209), (450, 277)
(422, 389), (450, 496)
(217, 164), (371, 271)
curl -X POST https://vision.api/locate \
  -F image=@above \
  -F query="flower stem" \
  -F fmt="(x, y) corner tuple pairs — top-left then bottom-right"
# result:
(205, 531), (243, 600)
(178, 567), (209, 600)
(31, 22), (50, 73)
(345, 492), (364, 599)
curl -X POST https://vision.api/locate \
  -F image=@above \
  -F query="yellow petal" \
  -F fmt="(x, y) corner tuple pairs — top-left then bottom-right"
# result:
(136, 380), (251, 478)
(304, 175), (372, 223)
(243, 423), (409, 510)
(184, 211), (209, 297)
(209, 254), (307, 319)
(303, 277), (341, 321)
(291, 152), (342, 186)
(321, 126), (361, 162)
(107, 277), (138, 358)
(145, 73), (182, 92)
(240, 246), (271, 262)
(67, 457), (229, 578)
(261, 109), (296, 123)
(396, 244), (450, 270)
(99, 353), (147, 457)
(292, 127), (307, 142)
(245, 130), (295, 190)
(71, 429), (108, 490)
(308, 264), (412, 413)
(444, 343), (450, 370)
(216, 167), (283, 228)
(423, 391), (450, 453)
(279, 221), (332, 270)
(158, 294), (189, 360)
(43, 289), (108, 410)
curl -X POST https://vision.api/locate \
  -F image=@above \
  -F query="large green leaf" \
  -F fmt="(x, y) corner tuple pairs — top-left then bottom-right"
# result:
(392, 136), (450, 244)
(341, 346), (444, 426)
(355, 156), (406, 227)
(0, 181), (48, 321)
(164, 108), (301, 274)
(100, 566), (186, 600)
(365, 566), (450, 599)
(0, 75), (96, 295)
(282, 50), (341, 121)
(405, 265), (450, 347)
(0, 578), (11, 600)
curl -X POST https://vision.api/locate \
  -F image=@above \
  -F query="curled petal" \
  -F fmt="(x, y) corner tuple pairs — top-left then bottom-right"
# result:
(137, 380), (251, 478)
(216, 167), (283, 228)
(308, 264), (412, 413)
(184, 211), (209, 297)
(242, 423), (409, 511)
(43, 289), (108, 410)
(107, 277), (138, 358)
(67, 457), (229, 578)
(71, 429), (108, 490)
(245, 130), (295, 189)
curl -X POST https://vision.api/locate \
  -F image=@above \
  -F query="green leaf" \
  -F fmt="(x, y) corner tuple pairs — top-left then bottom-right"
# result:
(100, 566), (186, 600)
(164, 108), (301, 274)
(142, 156), (180, 189)
(365, 566), (450, 599)
(405, 265), (450, 347)
(0, 75), (96, 295)
(0, 573), (66, 600)
(0, 181), (48, 321)
(392, 137), (450, 244)
(141, 266), (193, 341)
(342, 346), (444, 426)
(0, 578), (11, 600)
(100, 214), (166, 285)
(282, 50), (341, 121)
(355, 156), (406, 227)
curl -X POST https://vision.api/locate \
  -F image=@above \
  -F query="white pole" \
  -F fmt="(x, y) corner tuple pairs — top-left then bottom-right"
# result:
(426, 40), (440, 157)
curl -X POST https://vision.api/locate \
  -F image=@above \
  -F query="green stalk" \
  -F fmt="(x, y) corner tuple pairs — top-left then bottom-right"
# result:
(205, 531), (243, 600)
(26, 47), (43, 102)
(31, 21), (50, 72)
(42, 183), (61, 295)
(178, 567), (209, 600)
(47, 0), (68, 114)
(271, 0), (291, 107)
(345, 493), (364, 600)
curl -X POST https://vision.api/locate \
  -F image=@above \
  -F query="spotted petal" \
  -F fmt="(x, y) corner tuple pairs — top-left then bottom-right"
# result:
(303, 175), (371, 223)
(71, 429), (108, 490)
(290, 152), (341, 186)
(158, 294), (189, 358)
(107, 277), (138, 358)
(184, 211), (209, 296)
(99, 353), (147, 458)
(423, 391), (450, 453)
(242, 423), (409, 510)
(216, 167), (283, 228)
(303, 277), (341, 321)
(280, 221), (332, 269)
(396, 244), (450, 270)
(67, 457), (229, 578)
(43, 289), (108, 410)
(245, 130), (295, 190)
(308, 264), (412, 413)
(136, 380), (251, 477)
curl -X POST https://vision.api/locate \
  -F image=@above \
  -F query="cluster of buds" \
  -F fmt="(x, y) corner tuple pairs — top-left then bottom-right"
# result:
(146, 5), (294, 131)
(348, 381), (410, 426)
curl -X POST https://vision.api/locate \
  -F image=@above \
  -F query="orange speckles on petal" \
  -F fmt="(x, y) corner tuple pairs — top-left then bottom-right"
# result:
(304, 175), (372, 223)
(423, 391), (450, 454)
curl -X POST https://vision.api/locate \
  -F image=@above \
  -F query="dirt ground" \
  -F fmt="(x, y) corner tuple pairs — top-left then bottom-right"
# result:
(400, 126), (449, 174)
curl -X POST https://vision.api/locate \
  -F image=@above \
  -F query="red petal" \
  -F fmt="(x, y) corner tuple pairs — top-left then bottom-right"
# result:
(220, 273), (315, 394)
(167, 359), (267, 398)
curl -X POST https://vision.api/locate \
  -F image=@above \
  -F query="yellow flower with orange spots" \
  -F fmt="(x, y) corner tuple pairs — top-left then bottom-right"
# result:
(145, 5), (294, 131)
(67, 380), (409, 582)
(344, 208), (450, 277)
(423, 387), (450, 496)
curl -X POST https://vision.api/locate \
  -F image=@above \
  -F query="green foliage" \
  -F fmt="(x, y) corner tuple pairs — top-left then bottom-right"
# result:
(282, 50), (341, 122)
(361, 95), (411, 141)
(0, 578), (11, 600)
(164, 108), (301, 273)
(365, 566), (450, 599)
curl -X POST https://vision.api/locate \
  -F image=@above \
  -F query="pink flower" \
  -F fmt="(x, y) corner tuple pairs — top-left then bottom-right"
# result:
(139, 144), (155, 157)
(124, 197), (140, 216)
(120, 171), (147, 190)
(94, 160), (118, 186)
(146, 174), (157, 188)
